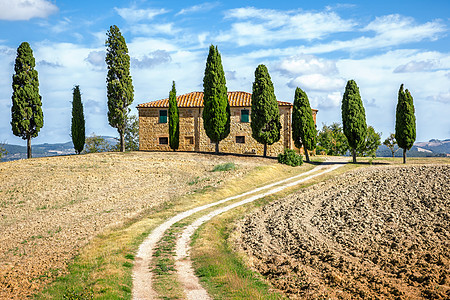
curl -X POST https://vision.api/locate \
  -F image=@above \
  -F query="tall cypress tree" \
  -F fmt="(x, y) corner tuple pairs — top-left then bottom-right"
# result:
(395, 84), (416, 164)
(251, 64), (281, 157)
(105, 25), (134, 152)
(11, 42), (43, 159)
(292, 87), (316, 162)
(71, 85), (85, 154)
(168, 81), (179, 151)
(341, 79), (367, 163)
(202, 45), (230, 154)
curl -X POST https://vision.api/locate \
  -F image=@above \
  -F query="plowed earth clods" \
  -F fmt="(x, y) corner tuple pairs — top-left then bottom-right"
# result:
(235, 165), (450, 299)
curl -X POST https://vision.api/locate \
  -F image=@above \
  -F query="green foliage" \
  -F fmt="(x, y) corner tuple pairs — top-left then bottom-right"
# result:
(0, 143), (7, 161)
(395, 84), (416, 154)
(62, 286), (93, 300)
(105, 25), (134, 152)
(168, 81), (179, 151)
(383, 133), (398, 157)
(11, 42), (43, 159)
(202, 45), (230, 153)
(71, 85), (85, 154)
(83, 134), (111, 153)
(212, 162), (236, 172)
(342, 80), (367, 162)
(277, 148), (303, 167)
(292, 87), (316, 161)
(124, 114), (139, 151)
(357, 126), (381, 158)
(316, 123), (349, 156)
(251, 64), (281, 156)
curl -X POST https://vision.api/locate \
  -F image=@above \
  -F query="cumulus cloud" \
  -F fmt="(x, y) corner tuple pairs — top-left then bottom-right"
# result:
(128, 23), (180, 36)
(38, 60), (62, 68)
(225, 70), (237, 80)
(394, 60), (440, 73)
(219, 7), (355, 46)
(275, 54), (338, 76)
(427, 91), (450, 103)
(114, 6), (168, 23)
(364, 98), (377, 107)
(131, 50), (171, 69)
(288, 74), (345, 92)
(85, 51), (105, 68)
(176, 2), (219, 16)
(0, 0), (58, 21)
(315, 92), (342, 109)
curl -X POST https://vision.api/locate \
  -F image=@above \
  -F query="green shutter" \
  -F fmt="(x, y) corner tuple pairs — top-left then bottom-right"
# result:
(159, 110), (167, 123)
(241, 109), (249, 123)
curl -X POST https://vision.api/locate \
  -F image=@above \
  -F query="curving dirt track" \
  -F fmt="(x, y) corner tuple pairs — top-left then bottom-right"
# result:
(235, 165), (450, 299)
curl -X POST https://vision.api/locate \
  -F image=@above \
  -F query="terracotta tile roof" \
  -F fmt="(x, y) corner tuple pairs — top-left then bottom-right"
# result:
(137, 91), (294, 108)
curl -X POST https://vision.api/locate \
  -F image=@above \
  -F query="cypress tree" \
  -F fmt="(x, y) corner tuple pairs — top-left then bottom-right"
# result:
(292, 87), (316, 162)
(202, 45), (230, 154)
(341, 79), (367, 163)
(71, 85), (85, 154)
(105, 25), (134, 152)
(11, 42), (43, 159)
(395, 84), (416, 164)
(251, 64), (281, 157)
(168, 81), (179, 151)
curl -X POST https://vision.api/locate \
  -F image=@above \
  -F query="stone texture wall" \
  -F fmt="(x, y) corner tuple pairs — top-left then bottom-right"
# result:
(139, 105), (310, 157)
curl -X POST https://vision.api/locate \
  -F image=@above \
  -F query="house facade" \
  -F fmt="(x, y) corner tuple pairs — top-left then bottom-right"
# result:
(137, 91), (317, 157)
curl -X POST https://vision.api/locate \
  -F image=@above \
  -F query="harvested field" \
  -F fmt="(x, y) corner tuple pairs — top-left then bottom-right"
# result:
(235, 164), (450, 299)
(0, 151), (272, 299)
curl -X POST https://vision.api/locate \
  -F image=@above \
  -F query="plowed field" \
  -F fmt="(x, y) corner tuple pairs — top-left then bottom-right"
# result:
(236, 165), (450, 299)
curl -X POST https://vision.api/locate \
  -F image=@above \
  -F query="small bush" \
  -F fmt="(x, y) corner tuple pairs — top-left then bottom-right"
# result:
(212, 162), (236, 172)
(63, 287), (93, 300)
(278, 149), (303, 167)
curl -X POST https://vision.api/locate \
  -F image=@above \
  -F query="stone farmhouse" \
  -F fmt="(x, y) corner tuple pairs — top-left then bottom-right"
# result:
(137, 91), (317, 157)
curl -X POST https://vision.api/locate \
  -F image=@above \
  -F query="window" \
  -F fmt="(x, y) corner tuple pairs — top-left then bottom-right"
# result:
(241, 109), (249, 123)
(185, 136), (194, 145)
(236, 136), (245, 144)
(159, 110), (167, 123)
(159, 137), (168, 145)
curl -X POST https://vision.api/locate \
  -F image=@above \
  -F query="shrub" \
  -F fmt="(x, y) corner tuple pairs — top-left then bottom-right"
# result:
(212, 162), (236, 172)
(278, 149), (303, 167)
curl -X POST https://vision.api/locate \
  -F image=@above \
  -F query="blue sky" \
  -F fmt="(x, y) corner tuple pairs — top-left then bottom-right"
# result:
(0, 0), (449, 145)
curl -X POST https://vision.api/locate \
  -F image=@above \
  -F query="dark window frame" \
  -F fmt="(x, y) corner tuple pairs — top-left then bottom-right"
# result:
(236, 136), (245, 144)
(159, 137), (169, 145)
(240, 109), (250, 123)
(159, 109), (168, 123)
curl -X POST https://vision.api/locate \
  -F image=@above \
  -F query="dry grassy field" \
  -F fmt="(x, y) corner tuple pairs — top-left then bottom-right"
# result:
(0, 151), (273, 299)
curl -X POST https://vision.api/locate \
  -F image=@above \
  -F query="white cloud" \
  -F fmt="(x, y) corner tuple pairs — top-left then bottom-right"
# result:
(128, 23), (180, 36)
(176, 2), (219, 16)
(288, 74), (345, 92)
(85, 50), (105, 68)
(114, 6), (168, 23)
(315, 92), (342, 109)
(427, 91), (450, 103)
(219, 7), (355, 46)
(275, 54), (338, 76)
(0, 0), (58, 21)
(394, 60), (440, 73)
(131, 50), (172, 69)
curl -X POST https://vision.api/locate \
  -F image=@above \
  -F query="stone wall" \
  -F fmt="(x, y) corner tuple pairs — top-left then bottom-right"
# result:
(138, 105), (309, 157)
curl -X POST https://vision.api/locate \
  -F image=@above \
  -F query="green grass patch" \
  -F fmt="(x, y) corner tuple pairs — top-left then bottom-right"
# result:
(212, 162), (236, 172)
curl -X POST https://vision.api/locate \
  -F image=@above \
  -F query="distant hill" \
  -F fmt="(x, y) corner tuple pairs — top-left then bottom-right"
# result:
(377, 139), (450, 157)
(1, 137), (449, 161)
(1, 137), (118, 161)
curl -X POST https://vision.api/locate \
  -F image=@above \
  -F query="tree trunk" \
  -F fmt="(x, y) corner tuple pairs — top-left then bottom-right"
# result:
(27, 135), (32, 159)
(120, 130), (125, 152)
(352, 148), (356, 163)
(304, 146), (310, 162)
(263, 144), (267, 157)
(392, 150), (395, 158)
(215, 141), (219, 154)
(403, 148), (406, 164)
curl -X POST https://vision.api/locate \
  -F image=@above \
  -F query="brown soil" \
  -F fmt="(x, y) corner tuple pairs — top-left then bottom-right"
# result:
(0, 151), (271, 299)
(235, 164), (450, 299)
